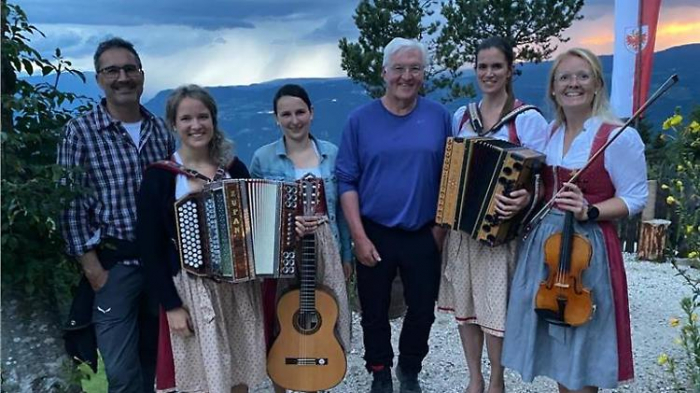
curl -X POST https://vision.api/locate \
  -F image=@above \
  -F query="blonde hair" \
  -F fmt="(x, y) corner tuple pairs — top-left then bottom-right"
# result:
(547, 48), (621, 127)
(165, 84), (234, 166)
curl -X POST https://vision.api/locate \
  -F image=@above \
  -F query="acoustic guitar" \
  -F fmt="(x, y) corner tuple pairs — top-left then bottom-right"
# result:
(267, 176), (347, 392)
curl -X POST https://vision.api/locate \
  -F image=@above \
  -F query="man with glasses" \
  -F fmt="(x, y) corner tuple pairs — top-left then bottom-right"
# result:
(336, 37), (451, 393)
(58, 37), (174, 392)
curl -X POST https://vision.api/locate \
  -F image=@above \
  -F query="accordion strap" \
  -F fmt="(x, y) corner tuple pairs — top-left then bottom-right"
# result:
(150, 158), (226, 183)
(459, 100), (540, 141)
(466, 102), (483, 135)
(490, 102), (540, 134)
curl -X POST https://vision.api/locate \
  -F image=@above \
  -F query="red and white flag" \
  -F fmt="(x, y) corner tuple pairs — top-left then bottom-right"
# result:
(610, 0), (662, 118)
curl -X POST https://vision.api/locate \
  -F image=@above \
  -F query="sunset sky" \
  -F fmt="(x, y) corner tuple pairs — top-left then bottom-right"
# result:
(565, 0), (699, 53)
(20, 0), (700, 98)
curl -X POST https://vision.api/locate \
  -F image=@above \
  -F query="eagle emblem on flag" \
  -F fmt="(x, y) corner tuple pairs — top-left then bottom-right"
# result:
(624, 25), (649, 53)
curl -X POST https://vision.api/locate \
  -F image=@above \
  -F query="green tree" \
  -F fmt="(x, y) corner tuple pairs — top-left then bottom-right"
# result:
(339, 0), (584, 101)
(435, 0), (583, 101)
(338, 0), (440, 98)
(1, 2), (91, 391)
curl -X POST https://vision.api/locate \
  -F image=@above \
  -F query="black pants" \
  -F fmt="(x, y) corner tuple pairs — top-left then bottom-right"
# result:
(94, 264), (159, 393)
(356, 219), (441, 375)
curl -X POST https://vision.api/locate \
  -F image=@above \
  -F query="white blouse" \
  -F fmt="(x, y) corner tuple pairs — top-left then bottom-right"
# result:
(452, 103), (549, 152)
(544, 117), (648, 215)
(174, 152), (228, 199)
(174, 152), (190, 199)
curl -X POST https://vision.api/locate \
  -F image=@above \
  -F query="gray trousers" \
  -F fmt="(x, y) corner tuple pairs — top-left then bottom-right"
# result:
(93, 263), (158, 393)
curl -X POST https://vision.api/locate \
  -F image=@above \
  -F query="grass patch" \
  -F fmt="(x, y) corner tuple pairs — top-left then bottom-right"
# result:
(78, 355), (107, 393)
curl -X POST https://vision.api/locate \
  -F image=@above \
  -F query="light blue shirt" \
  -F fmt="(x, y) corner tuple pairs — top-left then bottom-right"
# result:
(250, 136), (352, 263)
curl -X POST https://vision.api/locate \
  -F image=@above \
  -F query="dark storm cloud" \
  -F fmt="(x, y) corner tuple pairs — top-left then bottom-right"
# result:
(21, 0), (352, 30)
(302, 14), (358, 43)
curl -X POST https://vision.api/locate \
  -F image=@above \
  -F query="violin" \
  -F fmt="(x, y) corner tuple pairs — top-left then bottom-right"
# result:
(534, 210), (593, 326)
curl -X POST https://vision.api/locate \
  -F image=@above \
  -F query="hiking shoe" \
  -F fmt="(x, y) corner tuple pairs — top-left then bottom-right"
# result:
(396, 365), (422, 393)
(370, 367), (393, 393)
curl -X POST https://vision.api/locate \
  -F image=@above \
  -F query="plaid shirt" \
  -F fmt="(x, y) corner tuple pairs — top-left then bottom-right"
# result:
(57, 100), (175, 258)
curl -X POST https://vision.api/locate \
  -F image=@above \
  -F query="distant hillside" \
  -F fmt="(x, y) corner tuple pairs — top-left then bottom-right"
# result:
(23, 44), (699, 164)
(144, 43), (699, 164)
(22, 71), (100, 103)
(145, 78), (371, 164)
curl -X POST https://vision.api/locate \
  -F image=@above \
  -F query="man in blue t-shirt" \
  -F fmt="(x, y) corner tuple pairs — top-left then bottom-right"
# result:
(336, 37), (451, 393)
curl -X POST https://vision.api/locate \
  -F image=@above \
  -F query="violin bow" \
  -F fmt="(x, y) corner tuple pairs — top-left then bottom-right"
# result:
(523, 73), (680, 237)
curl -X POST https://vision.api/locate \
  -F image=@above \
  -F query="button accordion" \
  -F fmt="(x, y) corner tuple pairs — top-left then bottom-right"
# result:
(174, 179), (299, 282)
(435, 137), (545, 247)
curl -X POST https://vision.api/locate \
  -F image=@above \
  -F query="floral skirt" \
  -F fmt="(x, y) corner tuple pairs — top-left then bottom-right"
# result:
(168, 273), (267, 393)
(437, 230), (516, 337)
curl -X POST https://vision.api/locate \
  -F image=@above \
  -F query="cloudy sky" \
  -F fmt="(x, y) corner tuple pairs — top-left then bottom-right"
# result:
(21, 0), (700, 99)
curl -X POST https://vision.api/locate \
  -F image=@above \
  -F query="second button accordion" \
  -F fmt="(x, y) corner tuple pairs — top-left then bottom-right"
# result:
(435, 137), (545, 247)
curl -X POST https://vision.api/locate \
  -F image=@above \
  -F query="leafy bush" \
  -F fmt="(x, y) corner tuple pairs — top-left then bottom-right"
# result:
(655, 109), (700, 391)
(658, 109), (700, 257)
(1, 2), (91, 304)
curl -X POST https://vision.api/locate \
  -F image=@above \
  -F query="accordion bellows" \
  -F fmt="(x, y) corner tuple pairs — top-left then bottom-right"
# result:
(174, 179), (299, 282)
(436, 137), (545, 247)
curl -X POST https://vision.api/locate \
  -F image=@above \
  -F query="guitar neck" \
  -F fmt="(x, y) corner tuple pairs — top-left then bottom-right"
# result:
(300, 234), (317, 312)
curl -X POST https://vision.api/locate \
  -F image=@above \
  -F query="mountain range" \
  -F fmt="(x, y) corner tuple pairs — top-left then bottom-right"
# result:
(25, 43), (700, 164)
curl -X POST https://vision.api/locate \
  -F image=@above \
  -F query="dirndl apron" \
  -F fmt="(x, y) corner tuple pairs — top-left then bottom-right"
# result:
(502, 123), (634, 389)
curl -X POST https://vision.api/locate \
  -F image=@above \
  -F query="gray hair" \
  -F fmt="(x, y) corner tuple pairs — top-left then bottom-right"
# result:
(382, 37), (429, 68)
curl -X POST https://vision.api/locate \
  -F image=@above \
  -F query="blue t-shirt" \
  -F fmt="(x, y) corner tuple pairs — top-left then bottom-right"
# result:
(336, 97), (452, 230)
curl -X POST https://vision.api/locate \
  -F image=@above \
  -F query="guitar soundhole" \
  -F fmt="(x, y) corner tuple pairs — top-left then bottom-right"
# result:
(293, 310), (322, 335)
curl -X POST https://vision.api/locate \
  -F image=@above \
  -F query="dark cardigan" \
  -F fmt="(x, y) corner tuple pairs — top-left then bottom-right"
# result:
(136, 158), (250, 311)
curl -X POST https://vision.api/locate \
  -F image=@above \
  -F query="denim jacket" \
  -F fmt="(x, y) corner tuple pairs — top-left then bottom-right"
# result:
(249, 136), (352, 263)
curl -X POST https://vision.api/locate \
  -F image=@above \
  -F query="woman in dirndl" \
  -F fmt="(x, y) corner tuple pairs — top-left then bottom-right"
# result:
(437, 37), (548, 393)
(249, 83), (352, 392)
(501, 48), (648, 392)
(137, 84), (267, 393)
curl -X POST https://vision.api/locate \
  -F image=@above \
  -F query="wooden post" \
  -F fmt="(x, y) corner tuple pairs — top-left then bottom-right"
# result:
(641, 180), (657, 221)
(637, 219), (671, 261)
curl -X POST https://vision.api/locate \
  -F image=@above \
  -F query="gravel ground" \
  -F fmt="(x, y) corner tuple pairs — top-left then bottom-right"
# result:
(255, 255), (695, 392)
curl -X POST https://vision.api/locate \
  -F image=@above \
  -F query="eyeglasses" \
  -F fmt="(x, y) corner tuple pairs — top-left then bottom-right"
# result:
(555, 71), (593, 85)
(388, 64), (424, 76)
(98, 64), (142, 80)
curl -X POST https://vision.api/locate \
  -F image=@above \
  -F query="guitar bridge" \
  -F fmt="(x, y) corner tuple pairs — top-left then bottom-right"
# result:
(285, 357), (329, 366)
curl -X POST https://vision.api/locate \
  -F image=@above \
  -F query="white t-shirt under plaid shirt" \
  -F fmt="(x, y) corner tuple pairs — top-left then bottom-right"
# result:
(57, 100), (175, 259)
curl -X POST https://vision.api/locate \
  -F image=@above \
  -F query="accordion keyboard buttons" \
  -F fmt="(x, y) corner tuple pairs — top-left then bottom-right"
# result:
(283, 184), (298, 248)
(284, 185), (297, 208)
(204, 198), (221, 270)
(281, 251), (296, 275)
(178, 202), (203, 270)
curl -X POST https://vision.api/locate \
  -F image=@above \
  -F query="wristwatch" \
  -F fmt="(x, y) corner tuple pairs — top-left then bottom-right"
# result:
(586, 205), (600, 222)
